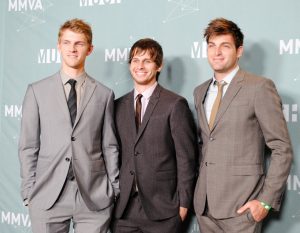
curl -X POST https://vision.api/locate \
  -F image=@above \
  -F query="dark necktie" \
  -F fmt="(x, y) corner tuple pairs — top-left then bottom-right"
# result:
(67, 79), (77, 127)
(66, 79), (77, 180)
(135, 94), (143, 132)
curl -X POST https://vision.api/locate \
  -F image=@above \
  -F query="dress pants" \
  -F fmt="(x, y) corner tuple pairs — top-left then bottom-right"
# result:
(196, 201), (262, 233)
(112, 193), (182, 233)
(29, 179), (113, 233)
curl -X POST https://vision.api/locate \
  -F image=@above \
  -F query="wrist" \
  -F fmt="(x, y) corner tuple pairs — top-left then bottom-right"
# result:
(260, 201), (271, 211)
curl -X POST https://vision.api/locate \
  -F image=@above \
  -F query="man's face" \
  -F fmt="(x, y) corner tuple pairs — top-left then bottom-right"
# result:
(57, 29), (93, 71)
(129, 50), (162, 88)
(207, 34), (243, 78)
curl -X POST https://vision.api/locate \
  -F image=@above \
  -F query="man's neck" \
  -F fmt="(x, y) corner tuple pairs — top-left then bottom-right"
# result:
(62, 66), (85, 78)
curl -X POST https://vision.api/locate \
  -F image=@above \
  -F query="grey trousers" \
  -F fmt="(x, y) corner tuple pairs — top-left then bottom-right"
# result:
(197, 211), (262, 233)
(29, 179), (113, 233)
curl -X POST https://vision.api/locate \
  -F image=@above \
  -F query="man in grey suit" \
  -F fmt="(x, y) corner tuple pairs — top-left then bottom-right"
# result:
(193, 18), (293, 233)
(112, 38), (197, 233)
(19, 18), (119, 233)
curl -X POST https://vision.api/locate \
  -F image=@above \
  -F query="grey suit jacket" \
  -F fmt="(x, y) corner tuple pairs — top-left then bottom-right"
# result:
(193, 69), (293, 219)
(19, 72), (119, 211)
(114, 84), (197, 220)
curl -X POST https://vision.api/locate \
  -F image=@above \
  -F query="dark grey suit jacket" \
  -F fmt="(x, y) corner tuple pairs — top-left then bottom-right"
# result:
(19, 72), (119, 211)
(114, 84), (197, 220)
(193, 69), (293, 219)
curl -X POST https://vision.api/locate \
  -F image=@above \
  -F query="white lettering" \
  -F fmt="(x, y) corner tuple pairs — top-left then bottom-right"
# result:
(191, 41), (207, 58)
(8, 0), (43, 12)
(38, 49), (61, 64)
(4, 105), (22, 118)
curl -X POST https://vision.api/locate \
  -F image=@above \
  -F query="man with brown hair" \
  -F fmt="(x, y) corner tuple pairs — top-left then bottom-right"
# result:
(19, 18), (119, 233)
(112, 38), (197, 233)
(193, 18), (293, 232)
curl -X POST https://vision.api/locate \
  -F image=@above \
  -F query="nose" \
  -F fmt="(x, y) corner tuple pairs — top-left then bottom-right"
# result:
(137, 61), (145, 69)
(215, 46), (221, 55)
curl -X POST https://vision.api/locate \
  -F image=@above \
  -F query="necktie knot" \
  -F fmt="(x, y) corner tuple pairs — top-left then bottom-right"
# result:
(67, 79), (77, 88)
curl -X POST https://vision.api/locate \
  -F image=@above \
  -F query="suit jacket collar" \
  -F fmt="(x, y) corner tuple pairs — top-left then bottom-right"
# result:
(135, 84), (162, 143)
(211, 69), (245, 131)
(198, 79), (212, 135)
(53, 72), (97, 130)
(53, 72), (71, 127)
(74, 75), (97, 128)
(123, 84), (162, 145)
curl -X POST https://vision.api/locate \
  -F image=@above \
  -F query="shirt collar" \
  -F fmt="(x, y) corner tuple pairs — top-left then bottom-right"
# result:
(134, 82), (158, 100)
(60, 70), (87, 87)
(212, 66), (239, 85)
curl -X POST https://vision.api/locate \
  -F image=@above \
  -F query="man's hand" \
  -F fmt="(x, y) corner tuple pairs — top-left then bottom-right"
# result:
(179, 207), (188, 222)
(237, 200), (269, 222)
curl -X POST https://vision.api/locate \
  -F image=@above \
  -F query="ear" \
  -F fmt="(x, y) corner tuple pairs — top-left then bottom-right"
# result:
(237, 46), (244, 58)
(157, 63), (163, 72)
(87, 45), (94, 56)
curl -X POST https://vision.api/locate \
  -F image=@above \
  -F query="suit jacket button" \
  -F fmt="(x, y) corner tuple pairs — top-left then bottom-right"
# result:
(130, 171), (134, 175)
(71, 137), (76, 141)
(65, 157), (70, 162)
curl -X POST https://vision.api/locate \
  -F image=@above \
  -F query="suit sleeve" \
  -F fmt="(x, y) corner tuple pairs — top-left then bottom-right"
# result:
(170, 98), (198, 208)
(102, 90), (120, 197)
(255, 79), (293, 210)
(18, 85), (40, 201)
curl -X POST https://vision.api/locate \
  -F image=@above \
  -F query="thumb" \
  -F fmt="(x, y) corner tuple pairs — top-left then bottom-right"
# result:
(237, 203), (249, 214)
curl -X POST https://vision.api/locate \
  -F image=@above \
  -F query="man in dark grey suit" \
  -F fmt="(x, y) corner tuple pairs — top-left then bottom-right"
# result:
(19, 19), (119, 233)
(112, 38), (197, 233)
(193, 18), (293, 233)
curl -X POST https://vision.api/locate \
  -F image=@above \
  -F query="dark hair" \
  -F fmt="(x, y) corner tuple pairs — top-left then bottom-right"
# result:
(129, 38), (163, 68)
(58, 18), (93, 45)
(204, 18), (244, 48)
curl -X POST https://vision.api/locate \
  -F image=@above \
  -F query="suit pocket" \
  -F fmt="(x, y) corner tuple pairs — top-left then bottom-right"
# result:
(156, 170), (176, 180)
(231, 164), (263, 176)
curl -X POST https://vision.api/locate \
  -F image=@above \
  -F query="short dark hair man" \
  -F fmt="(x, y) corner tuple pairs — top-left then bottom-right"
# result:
(193, 18), (293, 233)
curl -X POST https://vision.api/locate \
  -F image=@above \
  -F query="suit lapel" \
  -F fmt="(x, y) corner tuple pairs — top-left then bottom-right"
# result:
(211, 69), (245, 131)
(197, 79), (212, 135)
(54, 73), (72, 126)
(135, 85), (161, 144)
(125, 91), (138, 139)
(74, 75), (96, 128)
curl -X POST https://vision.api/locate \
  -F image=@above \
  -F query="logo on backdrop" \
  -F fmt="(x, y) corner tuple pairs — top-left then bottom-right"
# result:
(191, 41), (207, 59)
(283, 104), (298, 123)
(279, 39), (300, 55)
(4, 105), (22, 119)
(38, 48), (61, 64)
(105, 47), (130, 62)
(287, 175), (300, 194)
(79, 0), (121, 7)
(1, 210), (31, 228)
(8, 0), (43, 12)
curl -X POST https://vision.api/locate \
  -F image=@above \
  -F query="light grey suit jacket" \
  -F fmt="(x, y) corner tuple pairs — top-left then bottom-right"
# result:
(193, 69), (293, 219)
(19, 72), (119, 211)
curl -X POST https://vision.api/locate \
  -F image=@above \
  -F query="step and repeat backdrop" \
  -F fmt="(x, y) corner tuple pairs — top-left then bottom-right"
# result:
(0, 0), (299, 232)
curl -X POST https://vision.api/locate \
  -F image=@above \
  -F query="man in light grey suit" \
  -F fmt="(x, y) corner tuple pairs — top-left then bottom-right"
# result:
(19, 18), (119, 233)
(193, 18), (293, 233)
